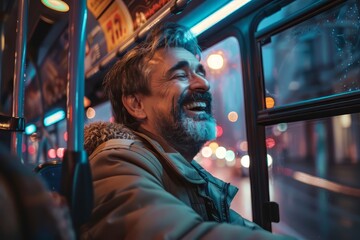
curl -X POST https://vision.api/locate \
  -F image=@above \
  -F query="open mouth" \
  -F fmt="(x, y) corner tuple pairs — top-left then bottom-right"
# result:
(183, 101), (210, 116)
(179, 91), (212, 118)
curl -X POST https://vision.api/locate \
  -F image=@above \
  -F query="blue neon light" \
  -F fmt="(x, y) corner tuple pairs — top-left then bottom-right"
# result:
(190, 0), (252, 36)
(44, 110), (66, 127)
(25, 124), (37, 135)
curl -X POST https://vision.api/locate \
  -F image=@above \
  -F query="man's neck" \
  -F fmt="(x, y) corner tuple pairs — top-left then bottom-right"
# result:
(136, 127), (176, 153)
(136, 127), (198, 162)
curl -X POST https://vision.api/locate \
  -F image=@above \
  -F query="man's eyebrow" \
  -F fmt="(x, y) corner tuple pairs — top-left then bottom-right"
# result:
(165, 61), (190, 78)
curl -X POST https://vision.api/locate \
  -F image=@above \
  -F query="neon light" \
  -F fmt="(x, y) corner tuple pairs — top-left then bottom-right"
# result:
(190, 0), (252, 36)
(25, 124), (36, 135)
(44, 110), (66, 126)
(41, 0), (69, 13)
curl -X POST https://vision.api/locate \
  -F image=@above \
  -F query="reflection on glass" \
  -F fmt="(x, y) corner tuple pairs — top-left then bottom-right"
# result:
(261, 0), (360, 108)
(193, 37), (252, 220)
(267, 113), (360, 239)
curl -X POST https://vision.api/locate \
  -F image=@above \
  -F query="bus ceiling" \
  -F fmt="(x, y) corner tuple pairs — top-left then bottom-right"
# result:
(0, 0), (252, 124)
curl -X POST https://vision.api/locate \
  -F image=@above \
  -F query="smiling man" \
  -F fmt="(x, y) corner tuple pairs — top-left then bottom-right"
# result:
(140, 47), (216, 161)
(81, 23), (295, 240)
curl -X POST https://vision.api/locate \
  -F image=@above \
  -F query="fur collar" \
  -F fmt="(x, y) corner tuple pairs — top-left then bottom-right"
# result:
(84, 122), (137, 156)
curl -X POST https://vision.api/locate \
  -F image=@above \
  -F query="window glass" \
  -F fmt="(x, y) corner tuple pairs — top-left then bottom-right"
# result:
(24, 121), (64, 166)
(258, 0), (316, 31)
(267, 113), (360, 239)
(194, 37), (252, 220)
(24, 101), (113, 166)
(261, 0), (360, 108)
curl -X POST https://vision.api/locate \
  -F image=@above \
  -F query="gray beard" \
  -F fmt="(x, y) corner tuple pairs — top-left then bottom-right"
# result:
(156, 109), (216, 160)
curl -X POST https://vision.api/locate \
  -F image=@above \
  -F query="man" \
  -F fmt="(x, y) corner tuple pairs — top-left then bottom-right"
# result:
(81, 23), (294, 239)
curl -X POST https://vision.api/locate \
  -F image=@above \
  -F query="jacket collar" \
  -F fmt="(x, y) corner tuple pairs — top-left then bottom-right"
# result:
(133, 130), (206, 185)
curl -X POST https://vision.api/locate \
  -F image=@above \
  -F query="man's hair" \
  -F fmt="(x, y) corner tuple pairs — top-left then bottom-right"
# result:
(103, 22), (201, 129)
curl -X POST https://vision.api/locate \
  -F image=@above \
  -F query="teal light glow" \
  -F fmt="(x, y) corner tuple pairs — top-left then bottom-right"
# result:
(44, 110), (66, 127)
(190, 0), (252, 36)
(41, 0), (69, 12)
(25, 124), (36, 135)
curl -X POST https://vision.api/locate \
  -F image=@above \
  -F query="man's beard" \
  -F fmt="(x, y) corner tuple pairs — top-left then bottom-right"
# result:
(155, 91), (216, 160)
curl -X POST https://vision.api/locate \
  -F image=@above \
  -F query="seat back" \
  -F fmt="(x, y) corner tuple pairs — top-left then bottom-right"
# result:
(35, 161), (63, 192)
(0, 144), (74, 239)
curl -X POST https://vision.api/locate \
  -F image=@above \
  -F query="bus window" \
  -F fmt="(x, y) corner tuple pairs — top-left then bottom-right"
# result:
(260, 0), (360, 109)
(267, 113), (360, 239)
(193, 36), (252, 220)
(257, 0), (316, 32)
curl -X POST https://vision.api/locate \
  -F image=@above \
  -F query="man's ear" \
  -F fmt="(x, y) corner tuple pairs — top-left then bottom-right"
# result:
(122, 94), (147, 120)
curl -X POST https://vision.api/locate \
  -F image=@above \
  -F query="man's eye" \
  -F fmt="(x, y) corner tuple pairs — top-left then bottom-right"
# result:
(197, 71), (206, 77)
(173, 73), (188, 80)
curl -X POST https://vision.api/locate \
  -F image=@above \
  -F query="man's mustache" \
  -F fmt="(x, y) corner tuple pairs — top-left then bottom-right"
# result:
(179, 91), (212, 106)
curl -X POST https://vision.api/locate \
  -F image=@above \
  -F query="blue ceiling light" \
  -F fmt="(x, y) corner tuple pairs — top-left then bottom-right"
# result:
(44, 110), (66, 127)
(190, 0), (252, 36)
(41, 0), (70, 13)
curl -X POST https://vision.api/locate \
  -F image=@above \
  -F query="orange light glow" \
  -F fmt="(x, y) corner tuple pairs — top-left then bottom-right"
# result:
(265, 96), (275, 108)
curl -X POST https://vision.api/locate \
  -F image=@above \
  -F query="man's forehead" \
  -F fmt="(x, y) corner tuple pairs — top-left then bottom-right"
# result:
(152, 47), (200, 64)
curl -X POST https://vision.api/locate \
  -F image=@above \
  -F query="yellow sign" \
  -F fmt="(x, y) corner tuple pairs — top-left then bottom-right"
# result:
(87, 0), (112, 19)
(99, 1), (133, 52)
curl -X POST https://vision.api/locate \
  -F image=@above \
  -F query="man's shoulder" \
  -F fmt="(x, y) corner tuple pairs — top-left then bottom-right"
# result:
(86, 132), (164, 181)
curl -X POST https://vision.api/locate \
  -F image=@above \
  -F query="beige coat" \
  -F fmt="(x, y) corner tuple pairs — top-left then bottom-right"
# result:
(81, 122), (292, 240)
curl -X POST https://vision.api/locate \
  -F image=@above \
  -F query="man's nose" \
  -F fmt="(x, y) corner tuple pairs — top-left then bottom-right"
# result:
(189, 73), (210, 92)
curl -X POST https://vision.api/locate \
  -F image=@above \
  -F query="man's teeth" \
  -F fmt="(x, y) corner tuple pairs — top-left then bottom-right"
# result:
(184, 102), (207, 110)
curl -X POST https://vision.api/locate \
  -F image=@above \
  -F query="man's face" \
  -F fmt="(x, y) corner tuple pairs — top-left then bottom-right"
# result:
(141, 47), (216, 160)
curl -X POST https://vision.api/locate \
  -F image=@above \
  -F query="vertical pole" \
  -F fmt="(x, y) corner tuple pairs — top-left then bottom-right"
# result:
(62, 0), (93, 232)
(11, 0), (28, 157)
(67, 0), (86, 151)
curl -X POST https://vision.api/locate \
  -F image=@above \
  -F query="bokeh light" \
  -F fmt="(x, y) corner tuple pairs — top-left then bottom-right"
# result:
(239, 141), (248, 151)
(48, 148), (56, 159)
(228, 111), (238, 122)
(216, 125), (223, 137)
(28, 145), (36, 155)
(57, 148), (65, 158)
(215, 146), (227, 159)
(240, 155), (250, 168)
(265, 96), (275, 108)
(209, 142), (219, 153)
(201, 146), (213, 158)
(340, 114), (351, 128)
(207, 53), (224, 70)
(266, 137), (276, 149)
(86, 107), (96, 119)
(225, 150), (235, 162)
(277, 123), (288, 132)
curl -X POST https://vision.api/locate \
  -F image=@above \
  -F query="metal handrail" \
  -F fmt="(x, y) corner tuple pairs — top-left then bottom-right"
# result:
(11, 0), (28, 157)
(60, 0), (93, 233)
